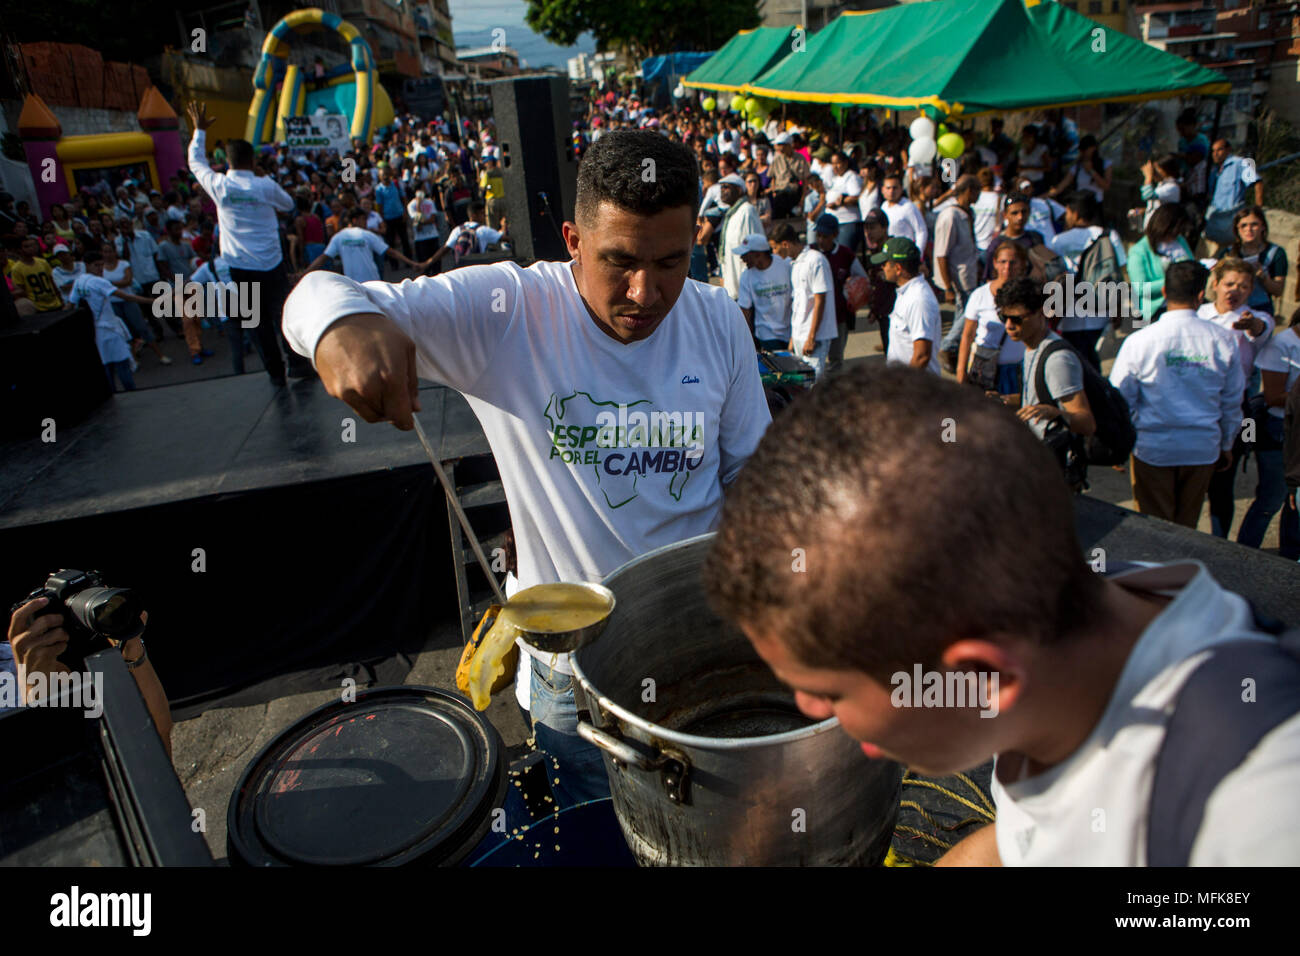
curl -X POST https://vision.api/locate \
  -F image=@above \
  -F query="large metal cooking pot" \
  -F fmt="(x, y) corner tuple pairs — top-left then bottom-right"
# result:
(572, 534), (902, 866)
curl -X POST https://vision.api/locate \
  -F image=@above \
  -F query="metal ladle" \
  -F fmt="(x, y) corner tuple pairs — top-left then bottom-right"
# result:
(411, 416), (614, 654)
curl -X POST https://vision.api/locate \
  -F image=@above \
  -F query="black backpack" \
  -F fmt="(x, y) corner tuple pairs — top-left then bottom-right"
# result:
(1147, 608), (1300, 865)
(1034, 338), (1136, 466)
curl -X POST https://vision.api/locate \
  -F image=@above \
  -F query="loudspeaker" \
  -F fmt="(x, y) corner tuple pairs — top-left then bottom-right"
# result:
(489, 75), (577, 263)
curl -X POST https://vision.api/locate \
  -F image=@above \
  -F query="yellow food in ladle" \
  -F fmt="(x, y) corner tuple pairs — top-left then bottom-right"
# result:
(460, 583), (612, 711)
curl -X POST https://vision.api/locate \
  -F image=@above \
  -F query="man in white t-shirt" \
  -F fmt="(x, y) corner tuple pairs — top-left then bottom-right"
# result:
(704, 364), (1300, 867)
(282, 130), (772, 807)
(873, 237), (940, 375)
(823, 151), (863, 254)
(879, 172), (928, 252)
(300, 208), (431, 282)
(1110, 261), (1245, 529)
(771, 222), (837, 382)
(734, 233), (793, 351)
(435, 202), (507, 270)
(68, 252), (158, 391)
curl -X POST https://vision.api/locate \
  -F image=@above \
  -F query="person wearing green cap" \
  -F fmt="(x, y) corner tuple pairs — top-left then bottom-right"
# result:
(872, 236), (941, 375)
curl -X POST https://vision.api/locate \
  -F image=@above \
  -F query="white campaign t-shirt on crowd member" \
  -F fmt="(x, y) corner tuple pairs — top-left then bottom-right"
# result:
(886, 274), (941, 374)
(1109, 309), (1245, 467)
(1255, 325), (1300, 418)
(993, 561), (1300, 865)
(68, 274), (133, 366)
(737, 254), (793, 343)
(825, 169), (863, 224)
(188, 129), (295, 270)
(1196, 302), (1274, 379)
(283, 260), (771, 707)
(789, 246), (838, 346)
(964, 283), (1025, 366)
(323, 226), (389, 282)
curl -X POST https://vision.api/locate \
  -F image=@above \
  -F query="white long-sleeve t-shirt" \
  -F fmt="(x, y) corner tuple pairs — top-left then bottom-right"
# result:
(1108, 309), (1246, 467)
(283, 260), (772, 679)
(880, 197), (928, 252)
(188, 130), (294, 270)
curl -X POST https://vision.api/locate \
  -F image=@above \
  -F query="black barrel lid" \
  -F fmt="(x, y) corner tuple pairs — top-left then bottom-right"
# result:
(228, 686), (504, 866)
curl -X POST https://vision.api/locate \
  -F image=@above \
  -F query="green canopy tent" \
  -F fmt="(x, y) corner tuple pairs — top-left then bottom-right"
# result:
(744, 0), (1230, 119)
(682, 25), (796, 95)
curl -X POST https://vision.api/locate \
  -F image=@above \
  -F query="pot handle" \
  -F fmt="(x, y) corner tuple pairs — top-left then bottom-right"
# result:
(576, 720), (657, 771)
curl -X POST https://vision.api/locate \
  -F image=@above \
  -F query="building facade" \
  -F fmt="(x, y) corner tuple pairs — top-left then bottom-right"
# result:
(1131, 1), (1300, 135)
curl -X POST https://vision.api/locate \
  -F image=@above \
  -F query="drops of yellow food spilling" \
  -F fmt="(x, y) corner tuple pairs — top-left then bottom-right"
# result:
(458, 583), (612, 711)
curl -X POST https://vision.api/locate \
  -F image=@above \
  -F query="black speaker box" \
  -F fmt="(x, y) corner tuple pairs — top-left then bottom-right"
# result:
(488, 75), (577, 262)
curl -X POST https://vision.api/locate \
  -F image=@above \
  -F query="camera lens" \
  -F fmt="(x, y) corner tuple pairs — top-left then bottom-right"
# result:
(66, 588), (142, 640)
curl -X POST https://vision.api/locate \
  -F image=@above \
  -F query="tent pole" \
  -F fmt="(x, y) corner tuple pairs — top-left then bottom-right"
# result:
(1096, 103), (1143, 148)
(1211, 97), (1223, 143)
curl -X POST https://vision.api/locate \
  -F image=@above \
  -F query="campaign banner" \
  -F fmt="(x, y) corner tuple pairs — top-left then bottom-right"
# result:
(284, 115), (350, 155)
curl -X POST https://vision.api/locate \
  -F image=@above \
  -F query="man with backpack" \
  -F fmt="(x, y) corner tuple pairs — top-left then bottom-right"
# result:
(1048, 193), (1127, 372)
(703, 364), (1300, 866)
(1109, 261), (1246, 529)
(436, 202), (508, 270)
(998, 277), (1096, 491)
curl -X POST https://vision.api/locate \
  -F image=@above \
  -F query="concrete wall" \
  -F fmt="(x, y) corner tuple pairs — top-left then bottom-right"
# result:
(1265, 206), (1300, 322)
(0, 101), (141, 139)
(1266, 59), (1300, 128)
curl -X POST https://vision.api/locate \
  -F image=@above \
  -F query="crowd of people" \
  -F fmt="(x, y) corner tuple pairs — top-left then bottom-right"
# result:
(1, 105), (513, 387)
(4, 77), (1300, 868)
(572, 92), (1298, 556)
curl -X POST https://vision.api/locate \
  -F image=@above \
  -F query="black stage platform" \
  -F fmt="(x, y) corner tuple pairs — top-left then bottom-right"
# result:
(2, 372), (1297, 720)
(0, 375), (488, 718)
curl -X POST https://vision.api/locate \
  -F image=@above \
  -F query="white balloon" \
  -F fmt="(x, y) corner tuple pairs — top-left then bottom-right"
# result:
(674, 84), (685, 99)
(909, 116), (936, 141)
(909, 135), (937, 164)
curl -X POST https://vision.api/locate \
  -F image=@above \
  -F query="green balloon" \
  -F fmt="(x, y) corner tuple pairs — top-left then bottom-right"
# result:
(938, 123), (948, 136)
(937, 132), (964, 159)
(702, 97), (716, 112)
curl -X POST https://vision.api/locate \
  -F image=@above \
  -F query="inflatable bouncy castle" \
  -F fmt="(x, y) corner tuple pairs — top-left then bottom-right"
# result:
(246, 7), (395, 148)
(18, 87), (184, 220)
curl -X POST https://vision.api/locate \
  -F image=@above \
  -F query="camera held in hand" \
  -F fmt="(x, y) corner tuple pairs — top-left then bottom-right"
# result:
(8, 570), (145, 666)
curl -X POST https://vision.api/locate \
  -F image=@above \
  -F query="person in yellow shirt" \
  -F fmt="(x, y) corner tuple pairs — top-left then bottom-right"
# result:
(478, 150), (506, 231)
(9, 235), (65, 312)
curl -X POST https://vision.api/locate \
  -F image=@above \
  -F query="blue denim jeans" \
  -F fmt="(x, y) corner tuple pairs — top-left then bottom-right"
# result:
(527, 656), (611, 808)
(939, 282), (970, 353)
(1236, 417), (1298, 556)
(798, 339), (833, 382)
(837, 220), (864, 255)
(105, 360), (135, 392)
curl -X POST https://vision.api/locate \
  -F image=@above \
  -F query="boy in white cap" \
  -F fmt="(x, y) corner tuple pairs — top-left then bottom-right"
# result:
(735, 233), (793, 351)
(718, 173), (763, 299)
(770, 222), (838, 381)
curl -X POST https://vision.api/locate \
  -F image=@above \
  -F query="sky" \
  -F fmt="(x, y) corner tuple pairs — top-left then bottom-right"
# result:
(449, 0), (597, 70)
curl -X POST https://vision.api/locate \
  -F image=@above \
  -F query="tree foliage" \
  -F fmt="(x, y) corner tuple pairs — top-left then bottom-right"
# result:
(524, 0), (760, 61)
